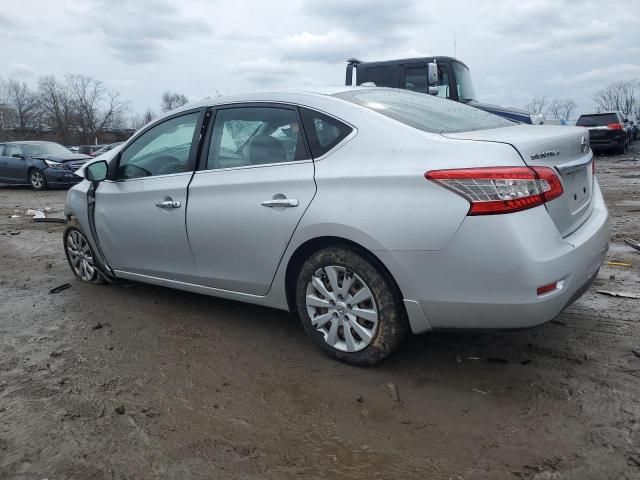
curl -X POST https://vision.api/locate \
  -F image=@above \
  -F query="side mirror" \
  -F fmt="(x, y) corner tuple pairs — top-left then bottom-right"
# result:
(427, 62), (438, 85)
(85, 160), (108, 182)
(428, 86), (439, 96)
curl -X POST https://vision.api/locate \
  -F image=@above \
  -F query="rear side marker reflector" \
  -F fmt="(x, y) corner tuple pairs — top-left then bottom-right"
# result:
(537, 282), (558, 296)
(425, 166), (564, 215)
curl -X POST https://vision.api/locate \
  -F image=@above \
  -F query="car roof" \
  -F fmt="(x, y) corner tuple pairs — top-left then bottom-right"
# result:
(12, 140), (59, 145)
(160, 86), (373, 119)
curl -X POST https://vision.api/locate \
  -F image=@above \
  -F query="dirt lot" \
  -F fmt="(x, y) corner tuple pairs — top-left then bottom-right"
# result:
(1, 147), (639, 480)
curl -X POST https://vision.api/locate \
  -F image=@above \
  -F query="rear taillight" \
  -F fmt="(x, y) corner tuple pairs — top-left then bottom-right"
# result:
(425, 166), (563, 215)
(607, 123), (623, 130)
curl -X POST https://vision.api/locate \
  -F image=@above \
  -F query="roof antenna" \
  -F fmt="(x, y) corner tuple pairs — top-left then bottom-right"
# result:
(454, 29), (457, 58)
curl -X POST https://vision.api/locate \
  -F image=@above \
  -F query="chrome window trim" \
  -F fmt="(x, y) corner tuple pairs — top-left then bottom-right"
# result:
(195, 159), (313, 175)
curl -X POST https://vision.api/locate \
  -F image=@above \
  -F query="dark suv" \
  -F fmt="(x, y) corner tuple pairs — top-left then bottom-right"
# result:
(576, 112), (628, 154)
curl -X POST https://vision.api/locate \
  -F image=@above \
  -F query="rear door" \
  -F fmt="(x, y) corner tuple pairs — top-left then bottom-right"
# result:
(93, 110), (204, 279)
(186, 104), (316, 295)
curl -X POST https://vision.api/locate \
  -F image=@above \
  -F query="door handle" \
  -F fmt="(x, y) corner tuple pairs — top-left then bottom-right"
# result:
(155, 200), (181, 209)
(261, 198), (299, 208)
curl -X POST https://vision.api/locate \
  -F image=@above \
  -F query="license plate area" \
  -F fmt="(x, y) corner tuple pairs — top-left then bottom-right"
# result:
(589, 129), (605, 138)
(561, 166), (590, 213)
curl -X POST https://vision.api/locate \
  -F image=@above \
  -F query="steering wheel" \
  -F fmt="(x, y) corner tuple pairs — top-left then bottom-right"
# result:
(155, 156), (183, 175)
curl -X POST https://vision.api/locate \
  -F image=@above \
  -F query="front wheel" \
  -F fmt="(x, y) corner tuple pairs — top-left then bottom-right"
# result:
(295, 247), (408, 366)
(63, 227), (106, 284)
(29, 169), (47, 190)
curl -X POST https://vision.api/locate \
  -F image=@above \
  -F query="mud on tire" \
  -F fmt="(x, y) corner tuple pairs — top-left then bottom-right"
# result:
(295, 246), (408, 366)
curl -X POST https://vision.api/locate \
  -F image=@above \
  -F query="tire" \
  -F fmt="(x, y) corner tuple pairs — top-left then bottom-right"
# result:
(29, 168), (47, 190)
(295, 246), (408, 366)
(63, 225), (106, 285)
(616, 141), (626, 155)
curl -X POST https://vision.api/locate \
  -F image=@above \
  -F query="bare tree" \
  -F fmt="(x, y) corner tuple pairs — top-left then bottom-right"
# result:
(130, 108), (156, 129)
(561, 99), (577, 121)
(593, 80), (639, 118)
(66, 74), (128, 142)
(526, 96), (547, 116)
(546, 98), (577, 121)
(38, 75), (76, 143)
(546, 99), (563, 120)
(161, 91), (188, 112)
(5, 79), (39, 133)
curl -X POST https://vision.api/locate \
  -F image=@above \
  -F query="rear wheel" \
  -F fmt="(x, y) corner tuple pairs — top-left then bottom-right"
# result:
(295, 246), (408, 366)
(63, 227), (106, 284)
(29, 169), (47, 190)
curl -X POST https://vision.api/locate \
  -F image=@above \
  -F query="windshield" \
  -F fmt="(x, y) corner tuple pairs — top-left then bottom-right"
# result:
(452, 62), (476, 102)
(576, 113), (618, 127)
(22, 143), (71, 156)
(333, 88), (511, 134)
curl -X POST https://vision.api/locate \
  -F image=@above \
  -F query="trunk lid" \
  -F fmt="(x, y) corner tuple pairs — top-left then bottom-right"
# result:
(443, 125), (594, 237)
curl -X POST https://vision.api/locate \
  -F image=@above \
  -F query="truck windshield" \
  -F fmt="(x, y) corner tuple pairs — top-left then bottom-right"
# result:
(452, 62), (476, 102)
(333, 88), (512, 134)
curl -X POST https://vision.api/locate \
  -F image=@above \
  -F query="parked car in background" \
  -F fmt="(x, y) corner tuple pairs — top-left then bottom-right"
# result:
(91, 142), (124, 157)
(0, 141), (91, 190)
(576, 111), (628, 154)
(77, 145), (105, 156)
(63, 87), (609, 365)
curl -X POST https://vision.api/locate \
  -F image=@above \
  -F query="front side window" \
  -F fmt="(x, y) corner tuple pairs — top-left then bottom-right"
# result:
(333, 88), (511, 134)
(404, 66), (428, 93)
(300, 108), (353, 158)
(207, 107), (307, 170)
(5, 145), (22, 158)
(117, 112), (199, 180)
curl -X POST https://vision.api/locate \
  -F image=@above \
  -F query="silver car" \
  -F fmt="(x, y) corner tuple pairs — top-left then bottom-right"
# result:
(63, 87), (609, 365)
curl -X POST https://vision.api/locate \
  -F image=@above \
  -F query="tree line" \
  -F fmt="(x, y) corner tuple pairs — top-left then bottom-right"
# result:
(0, 75), (189, 145)
(526, 79), (640, 123)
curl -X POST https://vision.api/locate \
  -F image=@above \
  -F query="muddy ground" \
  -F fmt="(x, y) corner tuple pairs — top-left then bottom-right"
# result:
(0, 147), (639, 480)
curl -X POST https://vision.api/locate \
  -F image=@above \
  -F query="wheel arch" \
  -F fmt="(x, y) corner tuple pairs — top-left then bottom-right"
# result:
(283, 235), (405, 314)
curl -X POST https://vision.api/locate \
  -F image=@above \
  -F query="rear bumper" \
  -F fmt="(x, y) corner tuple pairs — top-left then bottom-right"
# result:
(590, 135), (625, 149)
(379, 181), (610, 333)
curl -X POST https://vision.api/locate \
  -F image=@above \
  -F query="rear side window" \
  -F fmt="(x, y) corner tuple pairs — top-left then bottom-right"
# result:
(576, 113), (619, 127)
(300, 108), (353, 158)
(333, 88), (512, 134)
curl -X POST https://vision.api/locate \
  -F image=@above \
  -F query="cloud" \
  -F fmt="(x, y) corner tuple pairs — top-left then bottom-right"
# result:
(87, 0), (211, 64)
(8, 63), (36, 78)
(280, 30), (362, 63)
(547, 64), (640, 86)
(230, 59), (297, 86)
(305, 0), (422, 31)
(508, 20), (616, 54)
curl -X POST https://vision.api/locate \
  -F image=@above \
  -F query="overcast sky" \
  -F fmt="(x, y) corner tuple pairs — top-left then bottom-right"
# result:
(2, 0), (639, 117)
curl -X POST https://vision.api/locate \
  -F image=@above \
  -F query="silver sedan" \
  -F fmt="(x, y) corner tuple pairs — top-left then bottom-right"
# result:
(63, 87), (609, 365)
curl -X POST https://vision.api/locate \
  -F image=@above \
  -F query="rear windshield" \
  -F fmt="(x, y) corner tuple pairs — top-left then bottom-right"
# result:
(332, 88), (512, 134)
(576, 113), (618, 127)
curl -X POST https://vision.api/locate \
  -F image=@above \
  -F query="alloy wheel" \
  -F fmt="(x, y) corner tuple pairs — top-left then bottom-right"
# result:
(305, 265), (379, 352)
(31, 170), (45, 189)
(66, 230), (96, 281)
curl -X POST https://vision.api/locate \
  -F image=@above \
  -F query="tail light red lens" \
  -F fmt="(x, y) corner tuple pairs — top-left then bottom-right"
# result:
(607, 123), (623, 130)
(425, 166), (564, 215)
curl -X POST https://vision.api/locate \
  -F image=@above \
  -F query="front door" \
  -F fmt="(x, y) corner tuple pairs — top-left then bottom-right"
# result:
(186, 105), (316, 295)
(1, 144), (28, 183)
(93, 110), (203, 280)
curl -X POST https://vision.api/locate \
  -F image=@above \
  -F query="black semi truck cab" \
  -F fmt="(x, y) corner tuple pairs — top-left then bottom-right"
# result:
(346, 56), (542, 125)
